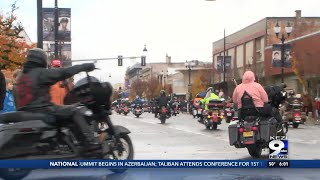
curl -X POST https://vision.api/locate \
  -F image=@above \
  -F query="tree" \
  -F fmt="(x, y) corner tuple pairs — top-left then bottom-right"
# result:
(130, 78), (147, 100)
(145, 77), (162, 100)
(0, 1), (35, 70)
(192, 70), (211, 98)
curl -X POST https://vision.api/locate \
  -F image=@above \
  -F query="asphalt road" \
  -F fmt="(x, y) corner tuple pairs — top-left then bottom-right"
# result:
(4, 111), (320, 180)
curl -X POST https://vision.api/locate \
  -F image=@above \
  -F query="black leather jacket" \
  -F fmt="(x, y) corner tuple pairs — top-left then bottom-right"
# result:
(16, 63), (88, 110)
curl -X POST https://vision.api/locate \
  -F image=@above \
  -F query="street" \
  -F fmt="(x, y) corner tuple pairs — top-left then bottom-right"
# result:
(114, 112), (320, 160)
(14, 111), (320, 180)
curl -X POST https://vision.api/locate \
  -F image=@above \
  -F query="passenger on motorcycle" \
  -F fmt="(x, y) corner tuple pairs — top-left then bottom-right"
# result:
(200, 87), (220, 110)
(232, 71), (283, 123)
(154, 90), (171, 118)
(199, 87), (220, 122)
(15, 48), (101, 148)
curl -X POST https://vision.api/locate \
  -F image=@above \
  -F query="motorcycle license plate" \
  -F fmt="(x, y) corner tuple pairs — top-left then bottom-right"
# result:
(198, 110), (202, 113)
(295, 117), (301, 120)
(227, 113), (232, 116)
(243, 131), (253, 137)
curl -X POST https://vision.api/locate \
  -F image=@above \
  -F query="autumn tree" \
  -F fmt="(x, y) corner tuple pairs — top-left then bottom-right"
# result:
(144, 77), (162, 100)
(0, 1), (35, 70)
(130, 78), (147, 100)
(192, 69), (211, 98)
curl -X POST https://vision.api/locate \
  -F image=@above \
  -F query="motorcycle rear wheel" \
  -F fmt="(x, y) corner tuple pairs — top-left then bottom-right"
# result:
(212, 123), (218, 130)
(247, 145), (262, 158)
(0, 168), (31, 180)
(292, 123), (299, 128)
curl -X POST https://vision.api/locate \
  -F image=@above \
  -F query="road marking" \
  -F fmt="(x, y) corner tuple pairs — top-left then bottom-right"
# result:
(117, 114), (320, 145)
(120, 115), (230, 143)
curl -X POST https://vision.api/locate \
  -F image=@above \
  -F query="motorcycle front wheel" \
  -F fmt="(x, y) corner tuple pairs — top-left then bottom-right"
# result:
(0, 168), (31, 180)
(108, 134), (134, 173)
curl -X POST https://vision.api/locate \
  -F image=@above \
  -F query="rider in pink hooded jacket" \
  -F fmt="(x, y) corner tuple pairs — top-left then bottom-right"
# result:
(233, 71), (268, 108)
(233, 71), (282, 123)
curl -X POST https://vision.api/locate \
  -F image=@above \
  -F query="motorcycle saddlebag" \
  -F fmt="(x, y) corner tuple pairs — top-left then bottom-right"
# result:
(259, 117), (277, 142)
(228, 121), (239, 146)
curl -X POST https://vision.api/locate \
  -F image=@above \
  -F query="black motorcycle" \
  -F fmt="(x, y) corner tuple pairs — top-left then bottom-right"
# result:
(0, 72), (134, 180)
(228, 84), (288, 158)
(133, 104), (143, 118)
(159, 106), (169, 124)
(225, 103), (235, 123)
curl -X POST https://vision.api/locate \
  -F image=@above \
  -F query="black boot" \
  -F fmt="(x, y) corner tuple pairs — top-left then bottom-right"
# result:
(73, 112), (101, 150)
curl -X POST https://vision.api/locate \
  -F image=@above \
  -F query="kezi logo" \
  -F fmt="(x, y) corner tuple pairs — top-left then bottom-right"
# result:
(269, 136), (288, 159)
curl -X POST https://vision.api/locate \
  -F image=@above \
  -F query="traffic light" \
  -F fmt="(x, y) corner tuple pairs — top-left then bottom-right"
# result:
(141, 56), (146, 66)
(118, 55), (123, 66)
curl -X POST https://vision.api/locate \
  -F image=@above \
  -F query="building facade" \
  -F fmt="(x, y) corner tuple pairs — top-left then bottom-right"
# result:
(126, 54), (213, 99)
(212, 10), (320, 99)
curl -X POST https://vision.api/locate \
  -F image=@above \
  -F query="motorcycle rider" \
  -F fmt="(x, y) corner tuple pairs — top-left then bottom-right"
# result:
(199, 87), (220, 122)
(131, 95), (143, 112)
(232, 70), (283, 124)
(15, 48), (100, 149)
(170, 95), (181, 113)
(154, 90), (171, 118)
(49, 59), (69, 105)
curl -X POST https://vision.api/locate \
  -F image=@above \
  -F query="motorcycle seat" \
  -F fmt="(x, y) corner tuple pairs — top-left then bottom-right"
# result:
(0, 111), (56, 125)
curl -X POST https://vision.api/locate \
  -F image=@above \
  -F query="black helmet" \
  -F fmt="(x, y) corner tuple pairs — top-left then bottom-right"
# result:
(160, 90), (166, 96)
(26, 48), (48, 68)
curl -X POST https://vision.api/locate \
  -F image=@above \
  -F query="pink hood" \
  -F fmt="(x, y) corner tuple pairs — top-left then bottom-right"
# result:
(232, 71), (268, 108)
(242, 71), (255, 84)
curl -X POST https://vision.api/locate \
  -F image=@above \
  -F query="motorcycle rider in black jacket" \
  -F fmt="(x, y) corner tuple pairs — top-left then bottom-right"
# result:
(15, 48), (100, 149)
(154, 90), (171, 118)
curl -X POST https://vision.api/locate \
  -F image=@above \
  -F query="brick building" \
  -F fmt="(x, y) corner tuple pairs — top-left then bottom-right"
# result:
(212, 10), (320, 99)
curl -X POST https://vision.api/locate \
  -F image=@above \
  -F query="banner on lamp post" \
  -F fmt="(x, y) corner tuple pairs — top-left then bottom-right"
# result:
(217, 56), (231, 72)
(272, 44), (292, 68)
(43, 8), (71, 42)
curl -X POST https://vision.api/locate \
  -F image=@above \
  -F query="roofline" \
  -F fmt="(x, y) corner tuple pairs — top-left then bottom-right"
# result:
(212, 16), (320, 44)
(265, 30), (320, 50)
(212, 17), (266, 43)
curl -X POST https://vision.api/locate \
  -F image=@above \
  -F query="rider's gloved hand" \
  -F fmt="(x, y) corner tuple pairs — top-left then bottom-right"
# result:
(81, 63), (95, 72)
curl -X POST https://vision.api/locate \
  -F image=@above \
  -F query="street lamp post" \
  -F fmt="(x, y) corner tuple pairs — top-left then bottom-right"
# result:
(54, 0), (59, 59)
(273, 21), (293, 83)
(185, 61), (197, 101)
(37, 0), (43, 49)
(161, 70), (169, 87)
(141, 44), (148, 66)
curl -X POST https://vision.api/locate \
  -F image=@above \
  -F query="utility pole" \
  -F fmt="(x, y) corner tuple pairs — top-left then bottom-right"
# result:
(54, 0), (59, 59)
(223, 29), (228, 96)
(223, 28), (226, 84)
(37, 0), (43, 49)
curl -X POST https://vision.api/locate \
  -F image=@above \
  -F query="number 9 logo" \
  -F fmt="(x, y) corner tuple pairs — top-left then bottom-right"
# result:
(269, 140), (284, 155)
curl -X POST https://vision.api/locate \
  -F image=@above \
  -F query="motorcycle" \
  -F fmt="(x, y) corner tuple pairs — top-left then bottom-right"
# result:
(0, 71), (134, 180)
(283, 99), (306, 128)
(225, 103), (235, 123)
(228, 84), (288, 158)
(122, 106), (130, 116)
(159, 106), (169, 124)
(115, 105), (122, 114)
(172, 104), (180, 116)
(142, 104), (150, 113)
(133, 105), (143, 118)
(200, 100), (224, 130)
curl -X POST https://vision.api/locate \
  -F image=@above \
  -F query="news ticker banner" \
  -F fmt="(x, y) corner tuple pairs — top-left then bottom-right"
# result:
(0, 160), (319, 168)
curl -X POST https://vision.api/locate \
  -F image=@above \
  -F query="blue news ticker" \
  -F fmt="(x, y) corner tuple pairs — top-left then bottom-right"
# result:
(0, 160), (318, 168)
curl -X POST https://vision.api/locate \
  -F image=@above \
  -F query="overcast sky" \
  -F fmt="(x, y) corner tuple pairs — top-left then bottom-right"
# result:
(1, 0), (319, 84)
